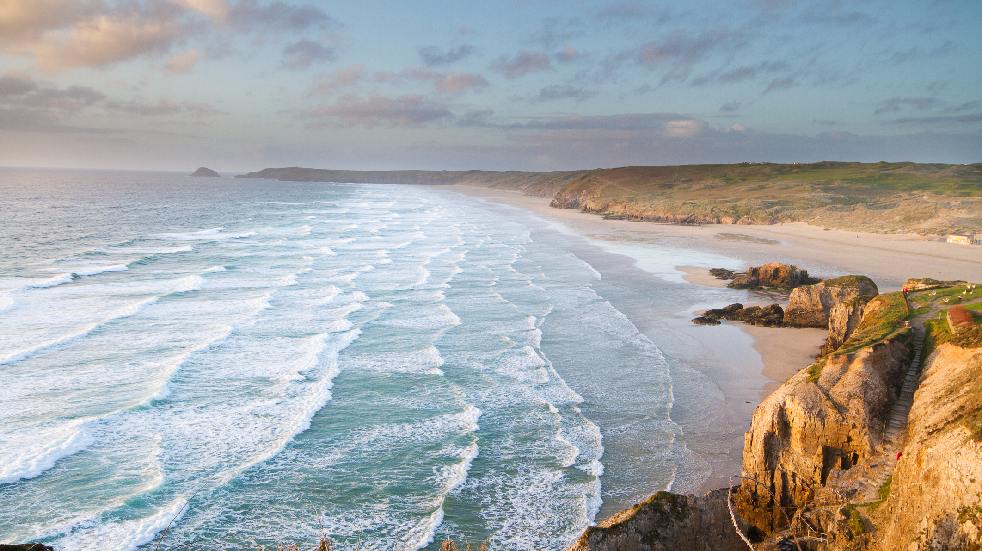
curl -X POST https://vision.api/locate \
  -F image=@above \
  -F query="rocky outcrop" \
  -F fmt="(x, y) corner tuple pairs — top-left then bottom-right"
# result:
(0, 545), (56, 551)
(694, 303), (786, 327)
(784, 276), (879, 354)
(191, 166), (220, 177)
(568, 490), (746, 551)
(728, 263), (819, 290)
(871, 343), (982, 550)
(903, 277), (967, 291)
(735, 296), (912, 537)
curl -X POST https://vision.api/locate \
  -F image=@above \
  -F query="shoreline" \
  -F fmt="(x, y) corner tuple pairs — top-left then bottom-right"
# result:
(445, 184), (980, 503)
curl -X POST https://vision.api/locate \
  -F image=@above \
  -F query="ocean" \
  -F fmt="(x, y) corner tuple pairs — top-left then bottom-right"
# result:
(0, 169), (735, 550)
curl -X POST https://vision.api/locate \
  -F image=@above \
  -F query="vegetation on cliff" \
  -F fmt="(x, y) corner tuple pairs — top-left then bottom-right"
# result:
(548, 162), (982, 235)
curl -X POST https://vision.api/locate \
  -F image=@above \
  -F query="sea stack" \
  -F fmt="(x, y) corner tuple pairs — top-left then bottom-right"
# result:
(191, 167), (220, 177)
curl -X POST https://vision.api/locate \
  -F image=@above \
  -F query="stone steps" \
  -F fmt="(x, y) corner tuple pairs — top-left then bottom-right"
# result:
(855, 328), (926, 501)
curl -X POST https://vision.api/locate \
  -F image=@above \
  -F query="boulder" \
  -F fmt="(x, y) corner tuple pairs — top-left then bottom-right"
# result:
(709, 268), (736, 280)
(694, 303), (785, 327)
(727, 263), (819, 290)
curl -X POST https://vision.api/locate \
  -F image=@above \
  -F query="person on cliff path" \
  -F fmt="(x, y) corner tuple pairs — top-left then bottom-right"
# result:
(896, 451), (903, 461)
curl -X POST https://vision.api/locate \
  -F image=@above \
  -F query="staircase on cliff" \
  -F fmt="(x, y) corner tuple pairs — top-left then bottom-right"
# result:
(886, 326), (924, 438)
(857, 325), (925, 501)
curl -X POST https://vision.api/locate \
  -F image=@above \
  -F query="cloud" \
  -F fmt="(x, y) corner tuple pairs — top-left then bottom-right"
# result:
(312, 64), (365, 94)
(874, 97), (942, 115)
(691, 60), (790, 86)
(763, 76), (796, 94)
(104, 98), (223, 117)
(281, 39), (337, 69)
(434, 73), (489, 94)
(226, 0), (339, 31)
(663, 118), (703, 137)
(177, 0), (230, 19)
(635, 30), (747, 84)
(533, 84), (595, 103)
(800, 6), (874, 26)
(418, 44), (476, 66)
(491, 50), (552, 79)
(0, 73), (104, 113)
(528, 17), (583, 48)
(890, 113), (982, 126)
(32, 10), (191, 70)
(720, 101), (741, 113)
(0, 72), (222, 134)
(165, 49), (200, 73)
(306, 94), (452, 127)
(0, 0), (341, 71)
(555, 45), (585, 64)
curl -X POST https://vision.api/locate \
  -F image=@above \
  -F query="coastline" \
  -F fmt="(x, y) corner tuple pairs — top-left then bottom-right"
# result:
(444, 183), (980, 505)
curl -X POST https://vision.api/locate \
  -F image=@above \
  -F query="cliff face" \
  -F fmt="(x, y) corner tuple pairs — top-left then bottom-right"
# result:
(734, 326), (911, 535)
(872, 343), (982, 550)
(568, 490), (746, 551)
(784, 276), (879, 354)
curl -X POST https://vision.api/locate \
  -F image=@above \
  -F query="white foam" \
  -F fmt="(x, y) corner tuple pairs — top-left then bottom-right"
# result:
(56, 264), (130, 278)
(28, 273), (75, 288)
(52, 497), (188, 551)
(0, 421), (93, 483)
(204, 265), (226, 273)
(158, 227), (255, 241)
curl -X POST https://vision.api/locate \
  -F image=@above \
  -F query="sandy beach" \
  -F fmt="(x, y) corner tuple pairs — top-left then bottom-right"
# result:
(448, 184), (981, 499)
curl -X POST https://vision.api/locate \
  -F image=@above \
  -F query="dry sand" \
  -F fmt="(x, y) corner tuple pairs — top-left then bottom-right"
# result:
(448, 184), (981, 496)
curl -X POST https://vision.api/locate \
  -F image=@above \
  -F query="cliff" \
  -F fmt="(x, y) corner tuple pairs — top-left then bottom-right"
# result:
(784, 276), (880, 354)
(735, 295), (912, 535)
(567, 490), (746, 551)
(573, 279), (980, 551)
(871, 342), (982, 550)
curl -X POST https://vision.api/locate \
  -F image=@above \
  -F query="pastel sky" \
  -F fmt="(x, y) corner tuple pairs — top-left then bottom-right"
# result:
(1, 0), (980, 171)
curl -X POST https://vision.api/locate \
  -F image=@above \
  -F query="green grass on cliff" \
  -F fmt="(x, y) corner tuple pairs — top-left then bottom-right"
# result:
(835, 292), (910, 356)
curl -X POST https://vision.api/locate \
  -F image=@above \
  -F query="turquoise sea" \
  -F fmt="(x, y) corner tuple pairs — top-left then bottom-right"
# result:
(0, 169), (735, 550)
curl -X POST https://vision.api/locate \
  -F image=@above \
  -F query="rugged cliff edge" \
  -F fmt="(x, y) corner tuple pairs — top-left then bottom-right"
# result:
(570, 279), (981, 551)
(567, 490), (745, 551)
(735, 292), (912, 536)
(871, 342), (981, 549)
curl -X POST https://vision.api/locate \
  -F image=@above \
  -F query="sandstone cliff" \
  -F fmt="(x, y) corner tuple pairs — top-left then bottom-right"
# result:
(568, 490), (746, 551)
(870, 342), (982, 550)
(784, 276), (879, 354)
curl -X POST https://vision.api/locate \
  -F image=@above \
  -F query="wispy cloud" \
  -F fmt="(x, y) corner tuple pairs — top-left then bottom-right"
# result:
(418, 44), (476, 66)
(491, 50), (552, 79)
(533, 84), (595, 103)
(281, 39), (337, 70)
(305, 94), (452, 127)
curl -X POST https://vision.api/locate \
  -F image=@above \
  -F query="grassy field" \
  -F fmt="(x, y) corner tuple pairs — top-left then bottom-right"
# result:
(549, 162), (982, 234)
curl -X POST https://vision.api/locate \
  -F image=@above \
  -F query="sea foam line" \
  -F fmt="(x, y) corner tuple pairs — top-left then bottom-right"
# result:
(0, 274), (204, 366)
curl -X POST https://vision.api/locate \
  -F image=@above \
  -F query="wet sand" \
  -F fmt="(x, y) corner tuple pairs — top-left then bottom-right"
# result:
(447, 184), (981, 499)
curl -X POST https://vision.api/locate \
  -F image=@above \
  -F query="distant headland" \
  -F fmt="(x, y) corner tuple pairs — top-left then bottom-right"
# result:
(191, 167), (220, 177)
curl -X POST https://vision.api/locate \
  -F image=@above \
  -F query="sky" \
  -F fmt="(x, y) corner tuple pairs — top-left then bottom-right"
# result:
(1, 0), (980, 172)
